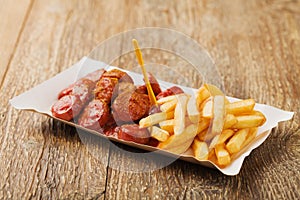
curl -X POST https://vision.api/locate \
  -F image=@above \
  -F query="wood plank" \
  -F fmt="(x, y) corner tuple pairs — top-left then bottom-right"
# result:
(105, 0), (300, 199)
(0, 0), (32, 87)
(0, 0), (125, 198)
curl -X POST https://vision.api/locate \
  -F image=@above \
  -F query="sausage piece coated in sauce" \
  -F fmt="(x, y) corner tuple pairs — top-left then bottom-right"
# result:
(118, 124), (150, 144)
(78, 99), (110, 132)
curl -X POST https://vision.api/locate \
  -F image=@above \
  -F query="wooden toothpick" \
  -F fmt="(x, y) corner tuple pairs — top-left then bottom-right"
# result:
(132, 39), (158, 106)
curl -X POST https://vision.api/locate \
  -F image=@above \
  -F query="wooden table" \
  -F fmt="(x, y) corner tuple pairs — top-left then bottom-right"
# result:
(1, 0), (299, 199)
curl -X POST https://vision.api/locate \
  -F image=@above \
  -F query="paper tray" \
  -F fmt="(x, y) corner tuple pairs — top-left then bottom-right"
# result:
(10, 57), (294, 176)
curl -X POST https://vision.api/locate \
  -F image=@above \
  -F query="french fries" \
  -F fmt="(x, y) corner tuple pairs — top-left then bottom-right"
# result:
(208, 95), (226, 137)
(139, 111), (174, 128)
(226, 128), (249, 154)
(232, 115), (265, 129)
(160, 99), (177, 112)
(192, 139), (209, 160)
(159, 119), (174, 134)
(174, 95), (189, 135)
(226, 99), (255, 115)
(138, 84), (266, 167)
(196, 86), (210, 108)
(215, 144), (231, 166)
(158, 124), (200, 154)
(201, 98), (213, 118)
(187, 94), (201, 123)
(223, 114), (237, 129)
(149, 126), (170, 142)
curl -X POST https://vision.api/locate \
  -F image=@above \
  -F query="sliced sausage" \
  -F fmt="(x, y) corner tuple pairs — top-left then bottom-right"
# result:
(94, 77), (119, 104)
(146, 72), (162, 95)
(51, 95), (83, 121)
(57, 69), (105, 99)
(137, 73), (162, 96)
(78, 99), (110, 132)
(102, 69), (133, 83)
(156, 86), (184, 100)
(72, 79), (95, 103)
(118, 124), (150, 144)
(58, 84), (74, 99)
(112, 92), (150, 122)
(84, 69), (106, 83)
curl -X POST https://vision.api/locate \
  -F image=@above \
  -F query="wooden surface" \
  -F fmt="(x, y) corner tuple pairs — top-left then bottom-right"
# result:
(1, 0), (299, 199)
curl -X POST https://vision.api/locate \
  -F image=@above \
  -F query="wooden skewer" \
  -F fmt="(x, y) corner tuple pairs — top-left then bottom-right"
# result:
(132, 39), (158, 106)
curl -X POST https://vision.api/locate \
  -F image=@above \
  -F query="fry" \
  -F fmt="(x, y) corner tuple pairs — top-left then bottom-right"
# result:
(196, 118), (211, 141)
(226, 99), (255, 115)
(174, 94), (189, 135)
(201, 98), (213, 118)
(208, 95), (226, 137)
(231, 115), (265, 129)
(223, 114), (237, 129)
(208, 149), (217, 163)
(192, 139), (209, 160)
(215, 144), (231, 166)
(226, 128), (249, 154)
(139, 111), (174, 128)
(187, 94), (201, 123)
(197, 129), (208, 141)
(196, 86), (211, 108)
(157, 94), (185, 104)
(158, 124), (199, 154)
(217, 129), (235, 144)
(204, 83), (229, 104)
(240, 127), (258, 149)
(159, 119), (174, 134)
(250, 110), (265, 117)
(209, 129), (235, 150)
(160, 99), (177, 112)
(209, 134), (220, 150)
(149, 126), (170, 142)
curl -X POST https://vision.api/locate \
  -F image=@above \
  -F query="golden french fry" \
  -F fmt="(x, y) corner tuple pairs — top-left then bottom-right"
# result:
(148, 126), (170, 142)
(197, 129), (208, 141)
(187, 94), (201, 123)
(208, 95), (226, 137)
(139, 111), (174, 128)
(174, 94), (189, 135)
(215, 144), (231, 166)
(209, 129), (235, 150)
(159, 119), (174, 134)
(196, 118), (211, 137)
(208, 149), (217, 163)
(231, 115), (265, 129)
(157, 94), (185, 104)
(209, 134), (220, 150)
(240, 127), (258, 149)
(160, 99), (177, 112)
(223, 114), (238, 129)
(225, 99), (255, 115)
(204, 83), (230, 104)
(250, 110), (265, 117)
(192, 139), (209, 160)
(157, 95), (177, 104)
(196, 86), (211, 108)
(201, 98), (213, 118)
(217, 129), (235, 144)
(158, 124), (199, 154)
(249, 110), (266, 124)
(226, 128), (249, 154)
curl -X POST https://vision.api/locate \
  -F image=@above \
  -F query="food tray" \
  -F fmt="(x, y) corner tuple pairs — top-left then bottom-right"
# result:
(10, 57), (294, 175)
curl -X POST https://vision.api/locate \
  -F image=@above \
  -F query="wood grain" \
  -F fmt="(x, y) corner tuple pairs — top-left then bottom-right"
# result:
(0, 0), (33, 87)
(0, 0), (299, 199)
